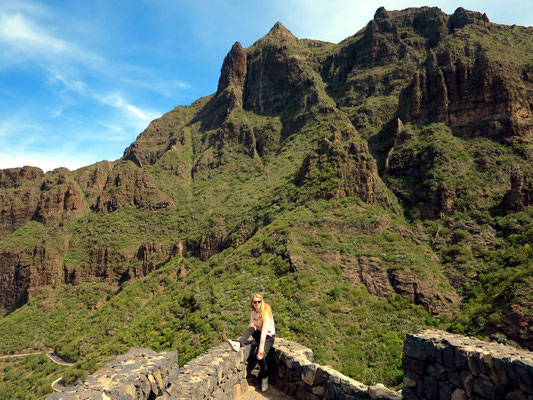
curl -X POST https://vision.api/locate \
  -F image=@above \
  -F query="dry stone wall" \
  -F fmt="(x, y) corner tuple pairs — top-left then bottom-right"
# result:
(46, 347), (179, 400)
(47, 330), (533, 400)
(270, 338), (401, 400)
(158, 340), (253, 399)
(402, 330), (533, 400)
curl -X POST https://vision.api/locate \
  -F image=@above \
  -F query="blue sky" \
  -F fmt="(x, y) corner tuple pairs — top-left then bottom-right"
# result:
(1, 0), (531, 172)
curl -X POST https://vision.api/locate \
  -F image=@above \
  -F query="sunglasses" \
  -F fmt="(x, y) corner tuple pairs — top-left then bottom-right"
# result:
(253, 300), (262, 304)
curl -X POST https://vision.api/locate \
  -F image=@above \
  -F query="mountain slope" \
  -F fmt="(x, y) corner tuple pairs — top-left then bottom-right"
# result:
(0, 6), (532, 399)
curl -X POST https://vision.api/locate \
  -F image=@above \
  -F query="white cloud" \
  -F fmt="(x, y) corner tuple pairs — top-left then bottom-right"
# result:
(0, 10), (67, 51)
(98, 92), (161, 123)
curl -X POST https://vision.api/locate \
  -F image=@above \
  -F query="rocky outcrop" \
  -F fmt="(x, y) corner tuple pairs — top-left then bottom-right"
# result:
(502, 168), (533, 211)
(341, 255), (395, 298)
(337, 253), (458, 315)
(0, 166), (44, 188)
(0, 242), (66, 312)
(389, 268), (459, 316)
(33, 169), (88, 224)
(497, 276), (533, 350)
(296, 138), (400, 211)
(0, 167), (44, 235)
(397, 46), (532, 144)
(93, 162), (173, 212)
(447, 7), (489, 32)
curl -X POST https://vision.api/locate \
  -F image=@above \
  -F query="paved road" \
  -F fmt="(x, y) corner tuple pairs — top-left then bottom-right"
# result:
(46, 352), (75, 366)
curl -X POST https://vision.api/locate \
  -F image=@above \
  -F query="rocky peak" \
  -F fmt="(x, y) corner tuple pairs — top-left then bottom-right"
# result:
(0, 166), (44, 188)
(216, 41), (247, 96)
(265, 21), (296, 41)
(448, 7), (489, 32)
(374, 6), (389, 20)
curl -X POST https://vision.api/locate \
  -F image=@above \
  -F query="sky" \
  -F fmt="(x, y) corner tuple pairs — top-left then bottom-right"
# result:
(0, 0), (531, 172)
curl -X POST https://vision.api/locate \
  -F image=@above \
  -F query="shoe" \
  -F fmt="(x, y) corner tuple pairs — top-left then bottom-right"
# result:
(227, 339), (240, 352)
(261, 378), (268, 392)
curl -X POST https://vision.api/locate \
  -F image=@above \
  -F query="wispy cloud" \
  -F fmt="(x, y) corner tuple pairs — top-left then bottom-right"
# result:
(0, 10), (67, 51)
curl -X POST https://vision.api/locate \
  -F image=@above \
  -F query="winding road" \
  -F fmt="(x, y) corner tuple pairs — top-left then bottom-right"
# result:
(0, 350), (75, 392)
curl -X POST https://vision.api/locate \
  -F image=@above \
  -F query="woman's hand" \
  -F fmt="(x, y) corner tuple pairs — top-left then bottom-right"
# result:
(248, 323), (256, 329)
(257, 349), (265, 360)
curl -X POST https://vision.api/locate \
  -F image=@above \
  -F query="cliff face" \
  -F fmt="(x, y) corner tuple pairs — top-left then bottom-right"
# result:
(1, 6), (532, 349)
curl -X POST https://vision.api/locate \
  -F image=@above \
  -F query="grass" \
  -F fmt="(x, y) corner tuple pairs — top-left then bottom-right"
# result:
(1, 8), (533, 398)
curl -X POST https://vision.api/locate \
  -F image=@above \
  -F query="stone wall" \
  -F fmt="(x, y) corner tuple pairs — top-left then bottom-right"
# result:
(48, 330), (533, 400)
(47, 347), (179, 399)
(402, 330), (533, 400)
(270, 338), (401, 400)
(158, 341), (253, 399)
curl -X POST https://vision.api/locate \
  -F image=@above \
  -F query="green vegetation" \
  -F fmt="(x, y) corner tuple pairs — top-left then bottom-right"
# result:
(1, 7), (532, 399)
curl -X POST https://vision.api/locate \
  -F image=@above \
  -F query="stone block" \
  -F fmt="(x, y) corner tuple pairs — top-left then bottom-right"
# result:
(404, 335), (436, 362)
(312, 385), (326, 395)
(403, 356), (425, 374)
(368, 383), (402, 399)
(427, 362), (447, 380)
(451, 388), (466, 400)
(401, 387), (418, 400)
(468, 354), (481, 376)
(403, 370), (418, 388)
(455, 348), (469, 369)
(438, 381), (453, 400)
(442, 346), (456, 371)
(519, 382), (533, 395)
(473, 377), (496, 400)
(423, 375), (438, 399)
(287, 382), (299, 396)
(492, 357), (509, 385)
(313, 366), (327, 385)
(302, 363), (318, 385)
(506, 389), (527, 400)
(446, 372), (462, 388)
(295, 386), (312, 400)
(514, 360), (533, 384)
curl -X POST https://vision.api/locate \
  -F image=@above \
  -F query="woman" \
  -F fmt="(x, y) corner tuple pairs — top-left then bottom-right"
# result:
(228, 293), (276, 392)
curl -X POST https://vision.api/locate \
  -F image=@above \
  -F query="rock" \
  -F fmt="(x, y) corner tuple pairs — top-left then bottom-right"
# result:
(295, 138), (400, 211)
(368, 383), (402, 399)
(451, 388), (467, 400)
(341, 255), (394, 298)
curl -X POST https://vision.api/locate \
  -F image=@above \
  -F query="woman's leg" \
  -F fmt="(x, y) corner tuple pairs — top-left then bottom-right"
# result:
(257, 335), (275, 380)
(238, 327), (256, 345)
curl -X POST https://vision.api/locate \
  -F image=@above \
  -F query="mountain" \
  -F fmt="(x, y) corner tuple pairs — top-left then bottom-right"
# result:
(0, 6), (532, 398)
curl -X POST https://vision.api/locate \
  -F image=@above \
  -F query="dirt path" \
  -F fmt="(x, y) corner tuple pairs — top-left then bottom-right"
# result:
(0, 351), (43, 359)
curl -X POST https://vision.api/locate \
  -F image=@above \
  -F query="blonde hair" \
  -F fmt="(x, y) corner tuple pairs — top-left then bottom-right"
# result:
(250, 293), (272, 324)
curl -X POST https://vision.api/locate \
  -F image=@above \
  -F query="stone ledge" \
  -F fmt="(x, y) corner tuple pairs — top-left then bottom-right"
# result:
(47, 347), (179, 400)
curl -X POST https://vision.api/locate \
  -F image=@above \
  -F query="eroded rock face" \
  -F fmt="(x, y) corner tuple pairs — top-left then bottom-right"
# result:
(0, 167), (44, 236)
(94, 162), (173, 212)
(0, 166), (44, 188)
(341, 255), (395, 298)
(34, 169), (88, 224)
(0, 243), (65, 312)
(397, 47), (532, 144)
(389, 268), (459, 316)
(502, 169), (533, 211)
(296, 138), (399, 211)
